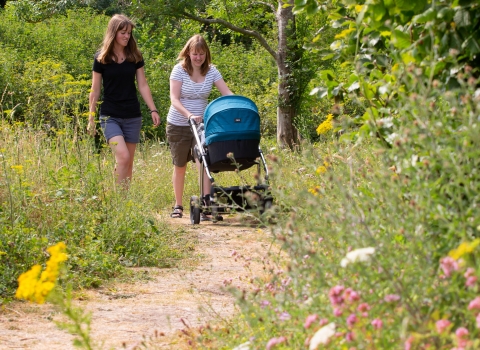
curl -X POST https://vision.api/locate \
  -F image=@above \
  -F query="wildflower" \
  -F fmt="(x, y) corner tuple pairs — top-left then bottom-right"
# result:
(279, 311), (291, 321)
(15, 242), (67, 304)
(476, 314), (480, 329)
(404, 336), (414, 350)
(309, 322), (336, 350)
(346, 314), (357, 327)
(455, 327), (469, 347)
(435, 319), (451, 333)
(439, 256), (459, 277)
(468, 297), (480, 311)
(266, 336), (286, 350)
(345, 331), (355, 342)
(357, 303), (370, 316)
(384, 294), (401, 303)
(316, 114), (334, 135)
(308, 186), (321, 195)
(334, 28), (356, 40)
(340, 247), (375, 268)
(316, 166), (327, 174)
(329, 285), (345, 306)
(319, 318), (329, 326)
(260, 300), (271, 309)
(304, 314), (319, 329)
(10, 165), (24, 174)
(466, 276), (477, 288)
(333, 308), (343, 317)
(371, 318), (383, 330)
(449, 240), (480, 260)
(464, 267), (475, 278)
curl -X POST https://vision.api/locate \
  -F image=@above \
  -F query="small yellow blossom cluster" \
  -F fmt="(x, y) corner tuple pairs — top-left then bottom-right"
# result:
(15, 242), (68, 304)
(10, 165), (24, 174)
(316, 114), (334, 135)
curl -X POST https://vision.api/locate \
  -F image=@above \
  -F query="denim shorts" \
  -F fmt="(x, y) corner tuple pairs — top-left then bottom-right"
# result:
(100, 116), (142, 143)
(166, 123), (195, 167)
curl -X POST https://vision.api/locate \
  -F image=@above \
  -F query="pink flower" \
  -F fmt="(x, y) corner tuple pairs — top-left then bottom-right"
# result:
(371, 318), (383, 330)
(304, 314), (318, 329)
(404, 336), (414, 350)
(333, 307), (343, 317)
(384, 294), (401, 302)
(468, 297), (480, 311)
(435, 319), (451, 333)
(455, 327), (469, 347)
(345, 331), (355, 342)
(346, 314), (357, 327)
(266, 336), (286, 350)
(279, 311), (291, 321)
(319, 318), (329, 326)
(329, 285), (345, 306)
(464, 267), (475, 278)
(349, 291), (360, 302)
(476, 314), (480, 329)
(440, 256), (459, 277)
(466, 276), (477, 288)
(357, 303), (370, 317)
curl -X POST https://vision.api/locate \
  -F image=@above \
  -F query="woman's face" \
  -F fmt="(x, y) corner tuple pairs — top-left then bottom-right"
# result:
(189, 49), (206, 68)
(115, 25), (132, 48)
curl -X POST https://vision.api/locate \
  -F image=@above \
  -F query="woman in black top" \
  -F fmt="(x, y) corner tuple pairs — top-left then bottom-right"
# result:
(88, 14), (160, 187)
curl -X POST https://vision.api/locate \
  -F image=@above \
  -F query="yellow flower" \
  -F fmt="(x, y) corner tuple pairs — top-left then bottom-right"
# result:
(308, 186), (321, 196)
(335, 28), (356, 39)
(316, 114), (334, 135)
(316, 166), (327, 174)
(15, 242), (68, 304)
(449, 239), (480, 260)
(10, 165), (24, 174)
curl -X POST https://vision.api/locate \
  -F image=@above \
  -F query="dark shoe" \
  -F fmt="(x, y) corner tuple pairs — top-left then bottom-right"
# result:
(170, 205), (183, 218)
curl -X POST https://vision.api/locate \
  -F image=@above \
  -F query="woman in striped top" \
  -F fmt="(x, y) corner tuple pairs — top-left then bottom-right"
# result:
(166, 34), (233, 219)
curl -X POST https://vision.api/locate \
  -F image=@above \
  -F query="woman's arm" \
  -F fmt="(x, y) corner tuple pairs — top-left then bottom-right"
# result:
(214, 79), (233, 96)
(88, 71), (102, 135)
(136, 67), (160, 127)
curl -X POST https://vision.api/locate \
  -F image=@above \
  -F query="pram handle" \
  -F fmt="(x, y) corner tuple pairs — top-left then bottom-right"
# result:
(188, 117), (215, 184)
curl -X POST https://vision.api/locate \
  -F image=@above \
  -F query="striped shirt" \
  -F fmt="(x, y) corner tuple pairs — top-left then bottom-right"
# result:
(167, 63), (223, 126)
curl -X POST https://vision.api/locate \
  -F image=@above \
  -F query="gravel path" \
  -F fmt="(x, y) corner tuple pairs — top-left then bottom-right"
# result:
(0, 214), (271, 349)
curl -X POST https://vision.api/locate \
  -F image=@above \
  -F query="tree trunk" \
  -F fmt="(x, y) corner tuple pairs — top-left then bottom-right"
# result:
(276, 0), (298, 149)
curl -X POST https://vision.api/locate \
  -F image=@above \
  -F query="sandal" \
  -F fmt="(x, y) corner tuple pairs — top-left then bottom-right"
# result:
(171, 205), (183, 218)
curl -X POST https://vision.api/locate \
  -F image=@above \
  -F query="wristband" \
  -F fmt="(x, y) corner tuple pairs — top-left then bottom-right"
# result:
(150, 109), (158, 114)
(187, 114), (193, 120)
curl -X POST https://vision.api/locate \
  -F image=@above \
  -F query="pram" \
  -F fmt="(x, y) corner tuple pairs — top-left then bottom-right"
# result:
(188, 95), (272, 224)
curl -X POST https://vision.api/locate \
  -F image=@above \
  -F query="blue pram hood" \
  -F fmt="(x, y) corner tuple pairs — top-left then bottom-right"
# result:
(203, 95), (260, 146)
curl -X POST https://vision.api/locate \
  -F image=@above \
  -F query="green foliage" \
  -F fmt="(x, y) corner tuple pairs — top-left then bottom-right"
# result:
(0, 121), (195, 300)
(188, 67), (480, 348)
(299, 0), (480, 143)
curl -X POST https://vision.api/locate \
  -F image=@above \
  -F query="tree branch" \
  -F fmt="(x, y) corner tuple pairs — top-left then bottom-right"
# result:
(254, 1), (276, 14)
(181, 11), (278, 61)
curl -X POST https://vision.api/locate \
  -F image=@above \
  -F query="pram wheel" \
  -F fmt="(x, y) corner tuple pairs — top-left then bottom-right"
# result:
(260, 198), (273, 215)
(190, 196), (201, 225)
(211, 203), (223, 223)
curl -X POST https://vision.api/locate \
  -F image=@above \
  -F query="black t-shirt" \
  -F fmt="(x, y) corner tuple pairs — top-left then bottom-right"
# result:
(92, 53), (145, 118)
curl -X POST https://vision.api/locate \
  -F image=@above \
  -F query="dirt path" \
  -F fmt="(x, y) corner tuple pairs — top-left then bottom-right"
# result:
(0, 214), (272, 350)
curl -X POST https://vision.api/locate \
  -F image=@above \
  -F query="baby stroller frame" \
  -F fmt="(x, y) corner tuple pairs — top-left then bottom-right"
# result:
(188, 96), (272, 224)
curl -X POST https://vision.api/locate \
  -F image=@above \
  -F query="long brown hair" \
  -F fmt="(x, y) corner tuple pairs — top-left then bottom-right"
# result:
(97, 14), (142, 64)
(178, 34), (212, 76)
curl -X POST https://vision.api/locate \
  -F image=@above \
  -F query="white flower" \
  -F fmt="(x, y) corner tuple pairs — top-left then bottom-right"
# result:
(340, 247), (375, 267)
(309, 322), (336, 350)
(232, 341), (251, 350)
